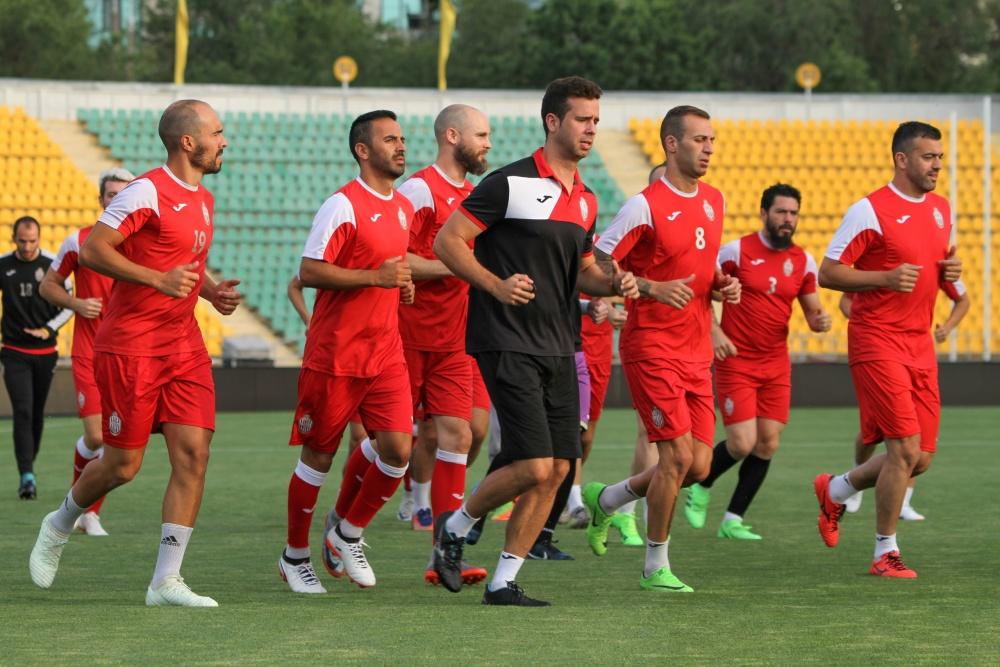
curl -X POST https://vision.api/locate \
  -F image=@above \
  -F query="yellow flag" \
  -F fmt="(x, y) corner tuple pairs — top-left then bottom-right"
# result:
(174, 0), (189, 85)
(437, 0), (456, 91)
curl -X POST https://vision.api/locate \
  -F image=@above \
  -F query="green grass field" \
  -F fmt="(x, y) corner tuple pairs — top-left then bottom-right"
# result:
(2, 407), (998, 665)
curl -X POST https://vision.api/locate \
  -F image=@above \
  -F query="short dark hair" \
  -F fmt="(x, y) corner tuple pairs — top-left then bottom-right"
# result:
(659, 105), (711, 144)
(891, 121), (941, 156)
(158, 100), (206, 152)
(760, 183), (802, 211)
(13, 216), (40, 235)
(540, 76), (603, 135)
(349, 110), (397, 164)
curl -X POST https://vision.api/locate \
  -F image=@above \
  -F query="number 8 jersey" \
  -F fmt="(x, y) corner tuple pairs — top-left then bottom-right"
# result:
(596, 175), (725, 364)
(94, 166), (214, 356)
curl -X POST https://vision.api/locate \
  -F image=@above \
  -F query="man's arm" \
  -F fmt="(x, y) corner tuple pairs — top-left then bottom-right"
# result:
(287, 275), (311, 327)
(298, 256), (411, 293)
(39, 269), (102, 319)
(579, 250), (638, 299)
(818, 257), (922, 293)
(407, 252), (452, 281)
(433, 209), (534, 306)
(200, 272), (242, 316)
(81, 223), (198, 297)
(934, 291), (970, 343)
(798, 291), (832, 333)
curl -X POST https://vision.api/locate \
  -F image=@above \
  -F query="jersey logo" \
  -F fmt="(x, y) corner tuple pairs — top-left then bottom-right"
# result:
(370, 213), (382, 222)
(35, 267), (45, 282)
(397, 207), (408, 230)
(702, 200), (716, 222)
(4, 269), (14, 276)
(896, 214), (910, 224)
(932, 207), (945, 229)
(202, 202), (211, 226)
(446, 197), (456, 206)
(651, 406), (665, 429)
(298, 414), (313, 434)
(108, 411), (122, 437)
(724, 397), (734, 416)
(750, 258), (765, 266)
(783, 258), (794, 277)
(536, 195), (553, 203)
(172, 203), (188, 212)
(579, 198), (589, 222)
(667, 210), (681, 221)
(77, 392), (85, 409)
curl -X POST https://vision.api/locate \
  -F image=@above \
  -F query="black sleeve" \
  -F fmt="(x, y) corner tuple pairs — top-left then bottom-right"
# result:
(459, 170), (509, 230)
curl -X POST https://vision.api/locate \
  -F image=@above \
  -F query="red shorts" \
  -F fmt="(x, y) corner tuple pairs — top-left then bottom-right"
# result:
(95, 350), (215, 449)
(714, 359), (791, 426)
(71, 355), (101, 419)
(290, 361), (412, 454)
(349, 412), (363, 427)
(470, 356), (490, 411)
(851, 360), (940, 453)
(404, 348), (473, 421)
(624, 357), (715, 446)
(586, 353), (612, 424)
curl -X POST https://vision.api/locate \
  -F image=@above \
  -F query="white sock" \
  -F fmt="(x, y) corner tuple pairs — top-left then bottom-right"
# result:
(50, 489), (85, 534)
(284, 545), (310, 560)
(598, 480), (640, 514)
(902, 486), (915, 509)
(874, 533), (898, 559)
(151, 523), (193, 587)
(643, 538), (670, 577)
(488, 552), (525, 591)
(642, 500), (648, 526)
(294, 460), (328, 487)
(619, 499), (638, 516)
(413, 481), (432, 511)
(444, 504), (479, 537)
(568, 484), (583, 511)
(76, 437), (99, 460)
(722, 511), (742, 524)
(338, 519), (363, 539)
(360, 437), (377, 462)
(828, 473), (857, 504)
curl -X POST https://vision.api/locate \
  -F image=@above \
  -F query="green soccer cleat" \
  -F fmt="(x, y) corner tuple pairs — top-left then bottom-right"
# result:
(716, 518), (762, 540)
(640, 567), (693, 593)
(611, 512), (643, 546)
(582, 482), (613, 556)
(684, 484), (710, 529)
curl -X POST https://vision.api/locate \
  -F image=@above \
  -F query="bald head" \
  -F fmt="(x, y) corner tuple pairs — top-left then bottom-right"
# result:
(158, 100), (212, 152)
(434, 104), (484, 143)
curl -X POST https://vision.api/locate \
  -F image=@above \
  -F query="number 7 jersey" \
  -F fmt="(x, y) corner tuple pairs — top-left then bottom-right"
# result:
(596, 176), (725, 364)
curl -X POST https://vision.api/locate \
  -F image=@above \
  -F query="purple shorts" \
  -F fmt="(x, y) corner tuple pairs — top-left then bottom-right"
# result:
(576, 351), (591, 426)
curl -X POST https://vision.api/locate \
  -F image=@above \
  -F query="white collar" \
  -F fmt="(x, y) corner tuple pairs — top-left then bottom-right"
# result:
(888, 181), (926, 203)
(355, 177), (394, 201)
(162, 165), (199, 192)
(432, 163), (467, 188)
(660, 175), (698, 199)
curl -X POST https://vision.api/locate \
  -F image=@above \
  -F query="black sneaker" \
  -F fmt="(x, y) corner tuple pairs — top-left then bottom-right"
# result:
(465, 513), (488, 546)
(18, 478), (36, 500)
(432, 511), (465, 593)
(481, 581), (550, 607)
(527, 537), (574, 561)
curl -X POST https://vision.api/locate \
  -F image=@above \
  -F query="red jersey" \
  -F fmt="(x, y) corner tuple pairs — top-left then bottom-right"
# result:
(301, 177), (414, 378)
(718, 232), (817, 366)
(597, 176), (725, 364)
(94, 166), (213, 356)
(826, 183), (955, 368)
(580, 294), (613, 364)
(51, 226), (114, 359)
(396, 164), (474, 352)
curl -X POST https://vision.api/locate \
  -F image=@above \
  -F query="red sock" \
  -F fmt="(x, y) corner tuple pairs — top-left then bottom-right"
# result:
(88, 495), (106, 515)
(72, 444), (106, 514)
(431, 450), (468, 516)
(335, 439), (376, 518)
(287, 463), (326, 549)
(344, 458), (406, 529)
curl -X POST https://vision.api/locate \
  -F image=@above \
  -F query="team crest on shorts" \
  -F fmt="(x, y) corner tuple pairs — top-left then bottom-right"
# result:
(724, 397), (735, 416)
(202, 202), (211, 226)
(298, 414), (314, 434)
(932, 207), (944, 229)
(35, 267), (45, 282)
(651, 406), (665, 429)
(579, 197), (589, 222)
(783, 258), (793, 277)
(702, 200), (715, 222)
(108, 411), (122, 437)
(397, 207), (408, 230)
(77, 392), (85, 409)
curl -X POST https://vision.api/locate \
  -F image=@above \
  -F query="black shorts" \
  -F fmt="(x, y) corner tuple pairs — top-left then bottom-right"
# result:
(475, 351), (581, 461)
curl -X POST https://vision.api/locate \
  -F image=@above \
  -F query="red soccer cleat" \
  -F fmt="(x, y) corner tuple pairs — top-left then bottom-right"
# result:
(814, 474), (845, 548)
(424, 562), (488, 586)
(870, 550), (917, 578)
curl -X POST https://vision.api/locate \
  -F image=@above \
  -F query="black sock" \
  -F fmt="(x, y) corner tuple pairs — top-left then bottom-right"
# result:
(727, 454), (772, 517)
(700, 440), (739, 489)
(282, 549), (308, 565)
(334, 523), (359, 544)
(536, 459), (576, 542)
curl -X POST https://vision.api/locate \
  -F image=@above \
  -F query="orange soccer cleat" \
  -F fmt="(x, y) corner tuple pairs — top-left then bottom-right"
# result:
(870, 551), (917, 579)
(814, 474), (845, 548)
(424, 562), (488, 586)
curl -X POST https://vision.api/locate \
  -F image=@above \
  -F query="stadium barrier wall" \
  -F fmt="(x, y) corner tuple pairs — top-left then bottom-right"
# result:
(0, 363), (995, 419)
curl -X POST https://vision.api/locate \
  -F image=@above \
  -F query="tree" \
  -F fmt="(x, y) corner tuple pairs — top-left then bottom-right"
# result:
(0, 0), (95, 79)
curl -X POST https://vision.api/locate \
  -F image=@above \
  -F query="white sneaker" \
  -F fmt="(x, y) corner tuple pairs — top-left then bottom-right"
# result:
(77, 512), (109, 536)
(396, 490), (414, 521)
(899, 505), (925, 521)
(278, 557), (327, 594)
(566, 505), (589, 529)
(145, 575), (218, 607)
(326, 525), (375, 588)
(844, 491), (863, 514)
(29, 511), (70, 589)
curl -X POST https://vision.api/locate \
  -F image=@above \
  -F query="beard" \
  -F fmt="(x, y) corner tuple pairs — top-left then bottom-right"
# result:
(455, 142), (488, 176)
(765, 223), (794, 249)
(192, 143), (222, 174)
(372, 150), (406, 179)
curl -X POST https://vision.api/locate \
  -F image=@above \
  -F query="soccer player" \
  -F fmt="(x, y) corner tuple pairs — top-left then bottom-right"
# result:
(814, 121), (962, 578)
(582, 105), (741, 593)
(280, 110), (416, 594)
(432, 76), (638, 606)
(38, 167), (135, 535)
(838, 285), (968, 519)
(1, 216), (74, 499)
(392, 103), (491, 583)
(29, 99), (241, 607)
(683, 183), (831, 540)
